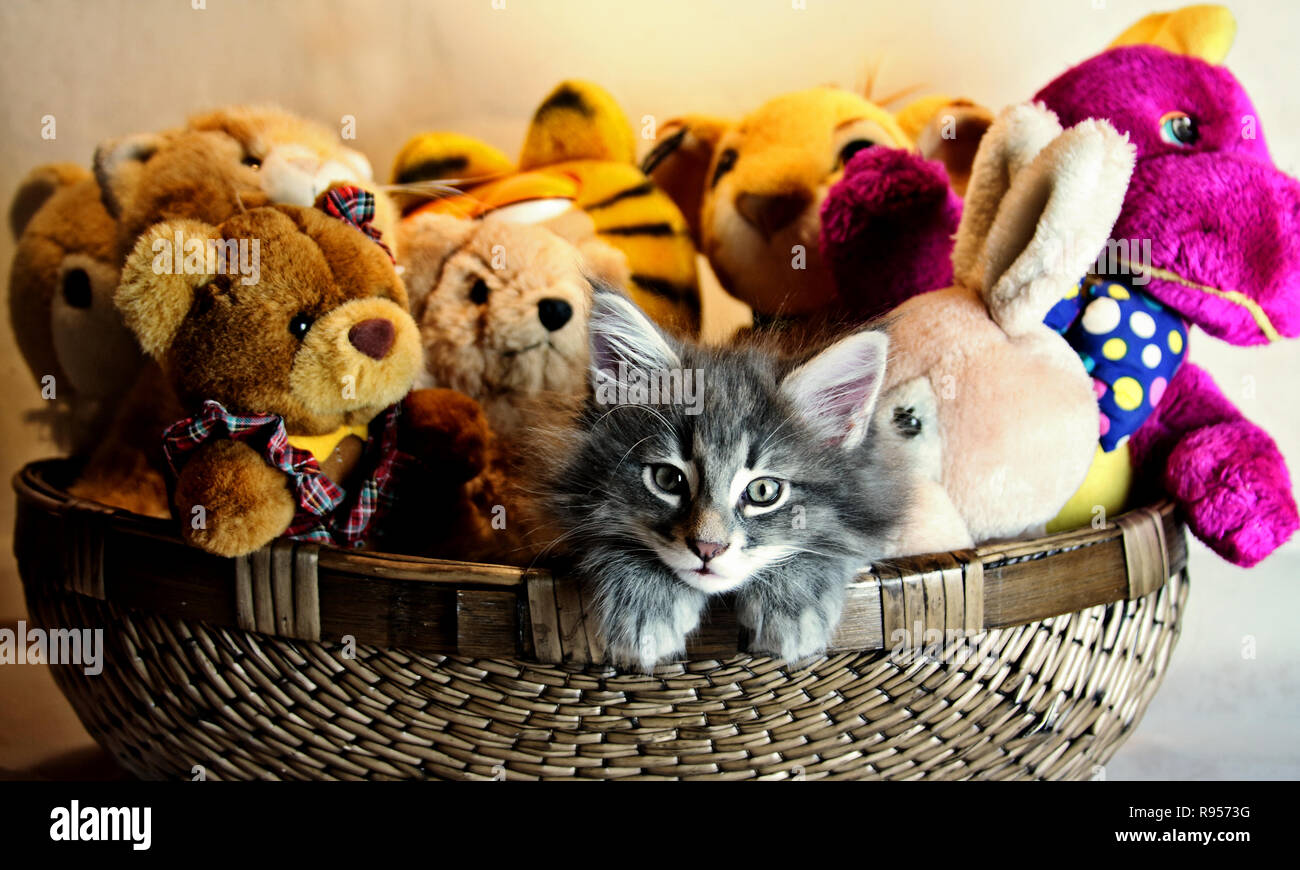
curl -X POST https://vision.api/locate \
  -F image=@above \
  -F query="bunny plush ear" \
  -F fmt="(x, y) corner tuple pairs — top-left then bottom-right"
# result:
(979, 118), (1136, 337)
(950, 103), (1064, 290)
(115, 219), (223, 359)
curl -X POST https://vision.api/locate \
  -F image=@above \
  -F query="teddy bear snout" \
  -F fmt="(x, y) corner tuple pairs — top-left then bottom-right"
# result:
(537, 298), (573, 332)
(349, 318), (396, 359)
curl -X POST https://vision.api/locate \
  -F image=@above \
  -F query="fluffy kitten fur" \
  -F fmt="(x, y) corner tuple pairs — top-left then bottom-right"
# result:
(533, 289), (905, 670)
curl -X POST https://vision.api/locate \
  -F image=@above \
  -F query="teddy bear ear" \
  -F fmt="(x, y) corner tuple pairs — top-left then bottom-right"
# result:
(640, 115), (731, 244)
(1108, 3), (1236, 65)
(979, 118), (1135, 338)
(115, 219), (222, 359)
(94, 131), (169, 219)
(9, 163), (90, 239)
(395, 213), (478, 317)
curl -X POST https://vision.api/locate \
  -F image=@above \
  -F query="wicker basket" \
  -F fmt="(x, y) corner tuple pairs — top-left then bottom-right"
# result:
(14, 458), (1187, 780)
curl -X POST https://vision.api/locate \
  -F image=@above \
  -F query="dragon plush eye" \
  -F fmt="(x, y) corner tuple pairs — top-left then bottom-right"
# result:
(744, 477), (784, 506)
(645, 463), (688, 497)
(837, 138), (876, 167)
(711, 149), (738, 188)
(1159, 112), (1198, 147)
(288, 312), (314, 339)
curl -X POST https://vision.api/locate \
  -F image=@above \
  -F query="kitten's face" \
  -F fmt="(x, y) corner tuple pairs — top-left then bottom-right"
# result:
(550, 291), (891, 594)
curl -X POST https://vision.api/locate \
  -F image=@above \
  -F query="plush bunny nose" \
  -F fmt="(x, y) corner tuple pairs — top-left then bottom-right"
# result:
(688, 539), (729, 562)
(348, 318), (395, 359)
(537, 298), (573, 332)
(736, 191), (809, 238)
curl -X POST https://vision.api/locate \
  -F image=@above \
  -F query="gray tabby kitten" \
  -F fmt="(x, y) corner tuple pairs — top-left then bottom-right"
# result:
(535, 290), (904, 671)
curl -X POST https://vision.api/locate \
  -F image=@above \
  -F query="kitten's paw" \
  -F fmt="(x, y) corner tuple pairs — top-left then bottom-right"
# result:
(746, 607), (836, 663)
(601, 591), (705, 672)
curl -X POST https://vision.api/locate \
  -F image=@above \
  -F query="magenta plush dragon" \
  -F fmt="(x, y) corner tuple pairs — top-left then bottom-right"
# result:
(822, 6), (1300, 565)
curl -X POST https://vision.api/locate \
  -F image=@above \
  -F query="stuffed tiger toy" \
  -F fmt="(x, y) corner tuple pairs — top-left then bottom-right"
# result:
(392, 81), (701, 336)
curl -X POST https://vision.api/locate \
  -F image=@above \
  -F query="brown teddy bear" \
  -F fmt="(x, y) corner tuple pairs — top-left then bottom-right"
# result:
(112, 188), (479, 557)
(398, 212), (628, 442)
(39, 106), (393, 517)
(7, 163), (141, 454)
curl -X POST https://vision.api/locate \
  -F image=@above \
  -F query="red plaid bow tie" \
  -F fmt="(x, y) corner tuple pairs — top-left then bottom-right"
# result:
(320, 185), (394, 262)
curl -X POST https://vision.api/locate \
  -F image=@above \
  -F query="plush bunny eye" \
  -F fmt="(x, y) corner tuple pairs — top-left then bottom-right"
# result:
(645, 463), (688, 497)
(893, 406), (923, 438)
(744, 477), (783, 506)
(288, 312), (314, 339)
(837, 138), (876, 167)
(1159, 112), (1198, 147)
(469, 278), (490, 305)
(711, 149), (738, 188)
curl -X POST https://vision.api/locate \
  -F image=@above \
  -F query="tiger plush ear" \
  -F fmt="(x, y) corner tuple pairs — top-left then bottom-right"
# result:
(519, 80), (637, 170)
(1109, 3), (1236, 64)
(390, 132), (515, 187)
(115, 219), (224, 359)
(895, 95), (995, 197)
(640, 115), (731, 244)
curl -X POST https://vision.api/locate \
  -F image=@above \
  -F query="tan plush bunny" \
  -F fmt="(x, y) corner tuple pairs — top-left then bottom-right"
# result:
(872, 103), (1136, 556)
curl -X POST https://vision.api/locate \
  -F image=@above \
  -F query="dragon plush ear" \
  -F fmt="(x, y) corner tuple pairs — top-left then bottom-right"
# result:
(640, 115), (731, 245)
(1109, 3), (1236, 64)
(519, 80), (637, 169)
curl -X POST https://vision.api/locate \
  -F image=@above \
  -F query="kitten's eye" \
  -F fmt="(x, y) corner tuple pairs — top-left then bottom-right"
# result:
(745, 477), (784, 506)
(646, 463), (688, 497)
(711, 148), (738, 188)
(469, 277), (490, 305)
(242, 154), (263, 169)
(837, 138), (876, 167)
(893, 406), (923, 438)
(288, 312), (314, 340)
(1159, 112), (1198, 147)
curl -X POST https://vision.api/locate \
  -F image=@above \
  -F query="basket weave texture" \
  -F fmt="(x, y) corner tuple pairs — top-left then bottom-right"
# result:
(16, 460), (1187, 780)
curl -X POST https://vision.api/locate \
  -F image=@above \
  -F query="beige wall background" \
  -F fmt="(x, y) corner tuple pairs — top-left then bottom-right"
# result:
(1, 0), (1297, 777)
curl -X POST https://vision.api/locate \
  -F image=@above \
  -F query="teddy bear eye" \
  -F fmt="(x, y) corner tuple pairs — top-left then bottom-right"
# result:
(288, 312), (314, 339)
(469, 278), (490, 305)
(893, 406), (923, 438)
(711, 149), (738, 188)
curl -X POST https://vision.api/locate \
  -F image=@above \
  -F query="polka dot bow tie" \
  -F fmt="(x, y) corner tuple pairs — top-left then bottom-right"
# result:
(1045, 277), (1188, 452)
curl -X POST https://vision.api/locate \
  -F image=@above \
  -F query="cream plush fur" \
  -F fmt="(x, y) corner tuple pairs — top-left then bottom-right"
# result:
(877, 103), (1136, 556)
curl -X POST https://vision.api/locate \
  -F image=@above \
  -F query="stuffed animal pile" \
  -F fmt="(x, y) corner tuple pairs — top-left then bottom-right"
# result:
(7, 4), (1295, 575)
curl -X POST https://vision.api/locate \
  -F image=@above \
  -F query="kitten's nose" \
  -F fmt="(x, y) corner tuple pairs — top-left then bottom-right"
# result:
(537, 298), (573, 332)
(349, 318), (395, 359)
(688, 539), (729, 562)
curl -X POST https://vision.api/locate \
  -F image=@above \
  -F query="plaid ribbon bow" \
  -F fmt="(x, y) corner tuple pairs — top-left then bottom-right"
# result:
(319, 185), (394, 262)
(163, 399), (408, 548)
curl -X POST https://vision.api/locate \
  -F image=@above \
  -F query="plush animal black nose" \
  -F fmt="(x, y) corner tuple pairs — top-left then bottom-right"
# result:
(688, 539), (729, 562)
(736, 191), (809, 237)
(537, 298), (573, 332)
(348, 318), (395, 360)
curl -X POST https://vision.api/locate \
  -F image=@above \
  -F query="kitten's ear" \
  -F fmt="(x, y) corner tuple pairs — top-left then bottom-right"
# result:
(588, 288), (681, 389)
(782, 330), (889, 450)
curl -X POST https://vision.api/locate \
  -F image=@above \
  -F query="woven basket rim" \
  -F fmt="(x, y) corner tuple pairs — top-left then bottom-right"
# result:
(13, 457), (1186, 663)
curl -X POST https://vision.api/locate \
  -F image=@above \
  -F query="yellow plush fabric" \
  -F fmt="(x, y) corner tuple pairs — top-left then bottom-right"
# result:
(1046, 444), (1134, 533)
(392, 80), (701, 336)
(1108, 3), (1236, 64)
(287, 423), (370, 465)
